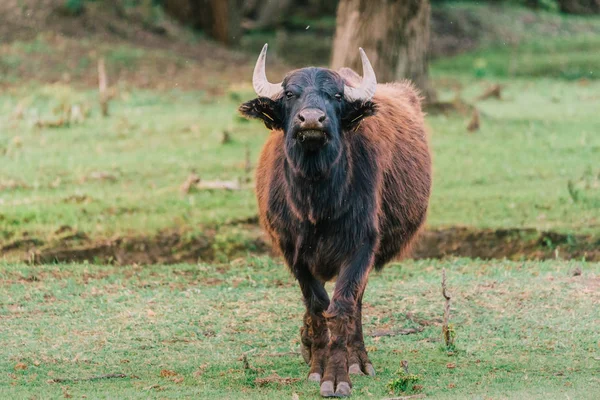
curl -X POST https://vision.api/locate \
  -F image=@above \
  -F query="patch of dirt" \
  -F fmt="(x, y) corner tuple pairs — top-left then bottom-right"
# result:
(2, 222), (598, 265)
(413, 227), (600, 261)
(26, 229), (272, 265)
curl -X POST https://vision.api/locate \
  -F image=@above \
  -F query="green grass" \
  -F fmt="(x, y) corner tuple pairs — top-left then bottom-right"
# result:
(1, 5), (600, 399)
(1, 74), (599, 244)
(1, 258), (599, 398)
(434, 35), (600, 80)
(1, 13), (599, 244)
(428, 77), (600, 232)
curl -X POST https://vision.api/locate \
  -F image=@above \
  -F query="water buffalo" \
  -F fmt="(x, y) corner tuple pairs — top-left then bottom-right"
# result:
(239, 44), (431, 397)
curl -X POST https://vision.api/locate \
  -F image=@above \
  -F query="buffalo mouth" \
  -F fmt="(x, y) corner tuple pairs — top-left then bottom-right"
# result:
(296, 129), (328, 144)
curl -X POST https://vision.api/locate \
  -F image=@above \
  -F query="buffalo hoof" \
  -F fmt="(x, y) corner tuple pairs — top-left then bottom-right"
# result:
(320, 381), (351, 397)
(348, 363), (363, 375)
(320, 381), (335, 397)
(335, 382), (352, 397)
(365, 363), (376, 377)
(308, 373), (322, 383)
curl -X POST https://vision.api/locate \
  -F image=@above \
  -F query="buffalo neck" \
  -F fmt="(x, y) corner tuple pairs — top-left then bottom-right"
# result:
(283, 142), (352, 224)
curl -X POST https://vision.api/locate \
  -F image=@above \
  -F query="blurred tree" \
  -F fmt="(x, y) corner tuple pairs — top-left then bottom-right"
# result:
(242, 0), (294, 30)
(331, 0), (435, 101)
(163, 0), (244, 45)
(241, 0), (339, 30)
(164, 0), (340, 44)
(556, 0), (600, 13)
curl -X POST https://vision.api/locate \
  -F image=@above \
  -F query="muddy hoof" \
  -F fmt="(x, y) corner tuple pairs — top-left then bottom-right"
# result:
(365, 363), (376, 377)
(308, 373), (322, 383)
(335, 382), (351, 397)
(348, 363), (364, 375)
(320, 380), (335, 397)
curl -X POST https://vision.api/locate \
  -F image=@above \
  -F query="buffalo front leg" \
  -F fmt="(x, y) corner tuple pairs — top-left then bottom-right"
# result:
(320, 241), (375, 397)
(347, 288), (376, 377)
(297, 269), (330, 383)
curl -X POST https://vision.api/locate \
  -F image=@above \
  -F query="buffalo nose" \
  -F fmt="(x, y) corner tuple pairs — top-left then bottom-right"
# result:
(298, 109), (326, 128)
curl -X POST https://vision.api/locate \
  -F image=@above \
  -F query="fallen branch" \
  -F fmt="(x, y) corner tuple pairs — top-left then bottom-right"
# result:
(35, 117), (70, 129)
(406, 312), (441, 327)
(476, 84), (502, 101)
(255, 372), (300, 386)
(48, 373), (128, 384)
(425, 96), (474, 116)
(266, 351), (301, 357)
(370, 327), (423, 338)
(180, 173), (201, 194)
(382, 394), (426, 400)
(180, 174), (243, 194)
(197, 179), (241, 191)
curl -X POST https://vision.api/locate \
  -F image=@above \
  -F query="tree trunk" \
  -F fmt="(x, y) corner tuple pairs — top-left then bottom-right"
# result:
(331, 0), (435, 102)
(208, 0), (244, 45)
(163, 0), (244, 45)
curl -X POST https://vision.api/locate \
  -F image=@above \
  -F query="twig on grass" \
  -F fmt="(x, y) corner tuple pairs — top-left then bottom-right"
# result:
(48, 373), (128, 384)
(441, 268), (455, 349)
(180, 173), (201, 194)
(382, 394), (426, 400)
(476, 84), (502, 101)
(266, 351), (301, 357)
(255, 372), (300, 386)
(406, 312), (441, 326)
(197, 179), (242, 191)
(370, 327), (423, 338)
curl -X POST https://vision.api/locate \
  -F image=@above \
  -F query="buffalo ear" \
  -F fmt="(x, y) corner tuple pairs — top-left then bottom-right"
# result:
(341, 100), (377, 131)
(239, 97), (283, 130)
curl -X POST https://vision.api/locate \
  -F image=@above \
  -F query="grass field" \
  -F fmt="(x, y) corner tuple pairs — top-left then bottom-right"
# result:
(1, 4), (600, 399)
(1, 72), (598, 247)
(2, 258), (599, 399)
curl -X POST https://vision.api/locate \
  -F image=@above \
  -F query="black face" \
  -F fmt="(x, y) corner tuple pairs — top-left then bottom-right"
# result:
(239, 67), (376, 179)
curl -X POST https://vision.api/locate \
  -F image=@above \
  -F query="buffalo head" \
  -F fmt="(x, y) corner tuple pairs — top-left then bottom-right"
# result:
(240, 44), (377, 179)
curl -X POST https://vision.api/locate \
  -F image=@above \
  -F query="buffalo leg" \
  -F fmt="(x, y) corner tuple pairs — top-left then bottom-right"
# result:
(347, 288), (376, 376)
(296, 268), (330, 382)
(320, 241), (374, 397)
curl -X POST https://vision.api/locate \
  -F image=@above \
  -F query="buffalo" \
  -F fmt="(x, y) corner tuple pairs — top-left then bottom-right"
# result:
(239, 44), (432, 397)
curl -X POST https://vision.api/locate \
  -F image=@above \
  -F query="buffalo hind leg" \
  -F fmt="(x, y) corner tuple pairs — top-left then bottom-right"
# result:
(347, 288), (376, 377)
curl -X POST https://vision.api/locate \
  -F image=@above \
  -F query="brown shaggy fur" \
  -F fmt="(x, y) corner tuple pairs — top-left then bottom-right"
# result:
(241, 65), (431, 397)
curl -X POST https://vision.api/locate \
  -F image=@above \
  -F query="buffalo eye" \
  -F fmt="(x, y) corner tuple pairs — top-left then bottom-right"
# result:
(334, 93), (342, 101)
(286, 91), (294, 100)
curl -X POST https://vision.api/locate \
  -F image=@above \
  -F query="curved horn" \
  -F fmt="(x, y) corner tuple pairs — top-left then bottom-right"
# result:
(252, 44), (283, 99)
(343, 48), (377, 102)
